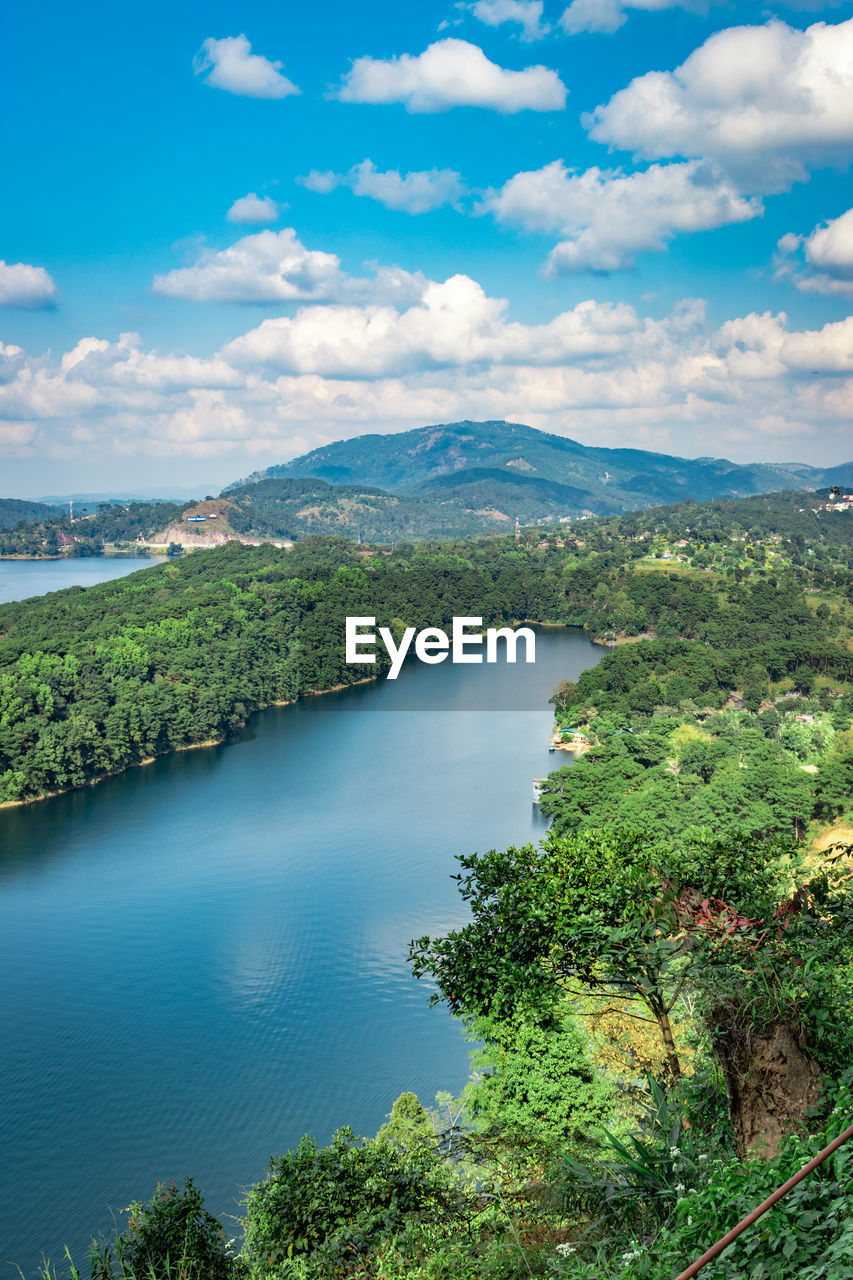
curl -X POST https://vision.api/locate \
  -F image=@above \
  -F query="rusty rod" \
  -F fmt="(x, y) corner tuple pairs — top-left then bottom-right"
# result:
(673, 1118), (853, 1280)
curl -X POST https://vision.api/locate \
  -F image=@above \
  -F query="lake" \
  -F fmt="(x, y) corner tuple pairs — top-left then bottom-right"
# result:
(0, 567), (602, 1272)
(0, 556), (164, 605)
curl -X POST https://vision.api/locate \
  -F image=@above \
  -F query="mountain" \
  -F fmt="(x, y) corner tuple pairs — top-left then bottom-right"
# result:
(228, 421), (843, 521)
(0, 498), (62, 530)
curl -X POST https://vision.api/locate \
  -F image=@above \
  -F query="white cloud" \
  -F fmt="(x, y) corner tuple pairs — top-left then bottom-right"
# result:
(350, 161), (464, 213)
(775, 207), (853, 295)
(221, 274), (695, 378)
(480, 159), (761, 271)
(152, 229), (346, 304)
(560, 0), (703, 36)
(299, 159), (464, 214)
(586, 17), (853, 190)
(0, 260), (58, 309)
(335, 38), (566, 113)
(298, 170), (340, 194)
(560, 0), (842, 36)
(227, 193), (279, 224)
(151, 228), (429, 307)
(716, 311), (853, 377)
(469, 1), (550, 41)
(193, 35), (300, 99)
(3, 261), (852, 468)
(561, 0), (629, 34)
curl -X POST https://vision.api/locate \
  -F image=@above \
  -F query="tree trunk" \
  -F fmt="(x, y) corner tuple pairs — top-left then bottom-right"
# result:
(710, 1005), (824, 1158)
(649, 996), (682, 1079)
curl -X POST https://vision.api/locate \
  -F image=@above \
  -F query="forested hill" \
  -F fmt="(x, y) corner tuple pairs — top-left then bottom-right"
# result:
(224, 476), (495, 540)
(0, 498), (61, 530)
(1, 496), (851, 809)
(230, 419), (852, 517)
(5, 446), (852, 560)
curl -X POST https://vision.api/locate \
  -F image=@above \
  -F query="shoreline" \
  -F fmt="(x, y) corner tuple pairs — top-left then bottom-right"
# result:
(0, 623), (592, 812)
(0, 675), (383, 811)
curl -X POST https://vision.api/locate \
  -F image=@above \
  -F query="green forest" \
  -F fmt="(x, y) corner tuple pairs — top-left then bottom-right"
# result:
(5, 491), (853, 1280)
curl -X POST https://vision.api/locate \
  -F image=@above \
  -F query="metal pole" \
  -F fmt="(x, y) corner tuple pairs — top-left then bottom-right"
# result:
(674, 1119), (853, 1280)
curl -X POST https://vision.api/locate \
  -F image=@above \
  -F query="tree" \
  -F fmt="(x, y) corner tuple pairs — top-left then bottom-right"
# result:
(411, 829), (849, 1157)
(550, 677), (578, 711)
(464, 1009), (614, 1153)
(410, 828), (771, 1080)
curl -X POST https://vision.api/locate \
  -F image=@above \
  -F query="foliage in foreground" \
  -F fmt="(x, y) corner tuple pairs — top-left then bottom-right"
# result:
(554, 1080), (853, 1280)
(82, 1179), (241, 1280)
(240, 1122), (469, 1279)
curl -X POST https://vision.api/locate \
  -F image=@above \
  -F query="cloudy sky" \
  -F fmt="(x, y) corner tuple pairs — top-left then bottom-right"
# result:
(2, 0), (853, 496)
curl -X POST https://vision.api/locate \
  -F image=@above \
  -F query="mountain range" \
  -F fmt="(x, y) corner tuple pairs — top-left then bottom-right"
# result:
(5, 422), (852, 548)
(227, 420), (853, 528)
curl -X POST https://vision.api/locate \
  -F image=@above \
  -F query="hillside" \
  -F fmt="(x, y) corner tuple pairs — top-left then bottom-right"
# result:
(223, 476), (495, 540)
(0, 498), (62, 530)
(227, 420), (846, 519)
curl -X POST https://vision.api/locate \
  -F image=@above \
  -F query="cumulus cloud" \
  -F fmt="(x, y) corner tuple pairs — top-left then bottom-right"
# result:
(716, 311), (853, 377)
(775, 207), (853, 295)
(560, 0), (704, 36)
(153, 229), (341, 303)
(468, 0), (550, 41)
(3, 263), (852, 468)
(480, 159), (761, 272)
(335, 38), (566, 112)
(151, 228), (428, 307)
(298, 159), (464, 214)
(298, 170), (340, 195)
(0, 260), (58, 309)
(221, 275), (707, 379)
(226, 193), (279, 224)
(560, 0), (842, 35)
(586, 16), (853, 190)
(194, 35), (300, 99)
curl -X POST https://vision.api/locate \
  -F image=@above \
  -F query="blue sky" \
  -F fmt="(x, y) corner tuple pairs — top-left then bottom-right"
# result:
(2, 0), (853, 495)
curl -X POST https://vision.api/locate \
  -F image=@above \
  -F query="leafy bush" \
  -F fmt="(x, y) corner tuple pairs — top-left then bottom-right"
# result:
(241, 1126), (468, 1278)
(464, 1010), (614, 1155)
(90, 1179), (241, 1280)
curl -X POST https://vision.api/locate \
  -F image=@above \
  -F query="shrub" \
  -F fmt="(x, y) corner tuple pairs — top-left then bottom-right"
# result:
(91, 1178), (241, 1280)
(241, 1127), (468, 1278)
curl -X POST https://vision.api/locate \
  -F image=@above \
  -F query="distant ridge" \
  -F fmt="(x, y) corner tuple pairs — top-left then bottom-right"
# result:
(0, 498), (62, 530)
(225, 420), (846, 520)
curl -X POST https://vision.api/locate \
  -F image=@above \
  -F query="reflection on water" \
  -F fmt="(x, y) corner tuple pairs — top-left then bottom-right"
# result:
(0, 628), (600, 1272)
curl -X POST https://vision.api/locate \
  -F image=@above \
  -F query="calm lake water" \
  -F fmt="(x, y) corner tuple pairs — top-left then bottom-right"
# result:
(0, 563), (602, 1273)
(0, 556), (163, 604)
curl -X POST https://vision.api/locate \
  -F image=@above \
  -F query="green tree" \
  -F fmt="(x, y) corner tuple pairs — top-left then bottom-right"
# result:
(464, 1009), (614, 1153)
(410, 828), (766, 1079)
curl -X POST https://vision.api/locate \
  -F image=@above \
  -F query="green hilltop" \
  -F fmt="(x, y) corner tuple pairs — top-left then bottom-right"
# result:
(230, 419), (853, 522)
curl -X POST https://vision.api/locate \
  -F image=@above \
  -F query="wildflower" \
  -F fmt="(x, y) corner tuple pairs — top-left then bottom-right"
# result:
(675, 1182), (686, 1193)
(670, 1146), (680, 1157)
(555, 1242), (576, 1256)
(698, 1153), (709, 1162)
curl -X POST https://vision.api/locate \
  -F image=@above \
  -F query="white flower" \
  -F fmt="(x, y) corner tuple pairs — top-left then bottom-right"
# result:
(670, 1146), (680, 1156)
(675, 1182), (686, 1193)
(698, 1153), (709, 1162)
(555, 1242), (576, 1256)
